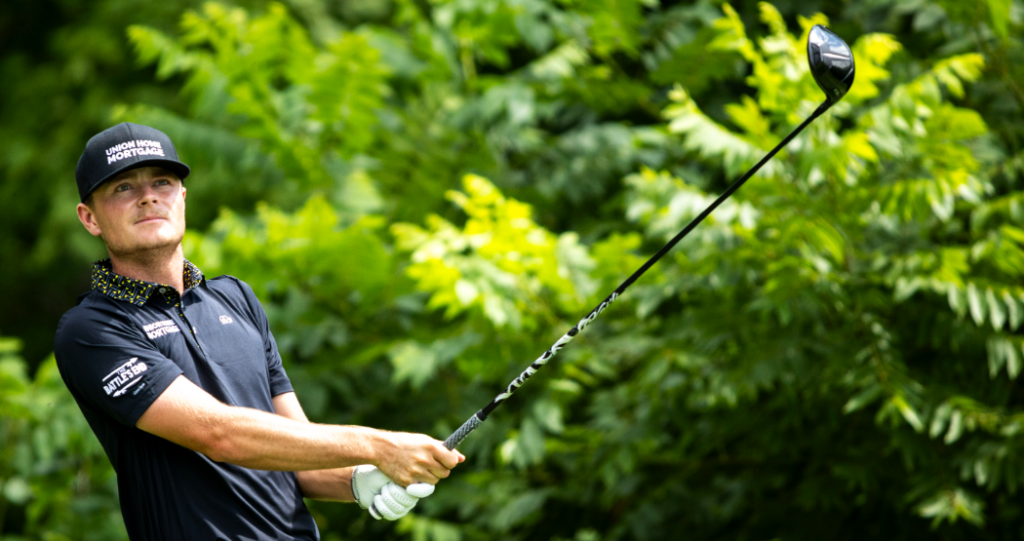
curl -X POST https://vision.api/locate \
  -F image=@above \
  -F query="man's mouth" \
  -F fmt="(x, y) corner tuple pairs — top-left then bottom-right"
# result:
(135, 216), (167, 224)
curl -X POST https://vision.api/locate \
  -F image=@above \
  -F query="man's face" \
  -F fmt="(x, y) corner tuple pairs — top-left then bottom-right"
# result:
(76, 166), (187, 257)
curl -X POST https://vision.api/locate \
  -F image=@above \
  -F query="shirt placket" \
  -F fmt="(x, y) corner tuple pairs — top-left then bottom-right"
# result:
(156, 286), (206, 356)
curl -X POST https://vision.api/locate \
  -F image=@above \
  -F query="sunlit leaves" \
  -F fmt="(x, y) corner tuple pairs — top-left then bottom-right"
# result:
(916, 488), (985, 528)
(847, 33), (902, 102)
(527, 40), (589, 83)
(987, 335), (1024, 379)
(393, 175), (596, 329)
(185, 195), (394, 311)
(979, 0), (1011, 38)
(843, 383), (883, 414)
(889, 392), (926, 432)
(664, 87), (769, 177)
(624, 167), (757, 244)
(857, 52), (989, 230)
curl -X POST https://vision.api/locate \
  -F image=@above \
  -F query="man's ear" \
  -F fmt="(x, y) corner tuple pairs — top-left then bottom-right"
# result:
(77, 202), (103, 237)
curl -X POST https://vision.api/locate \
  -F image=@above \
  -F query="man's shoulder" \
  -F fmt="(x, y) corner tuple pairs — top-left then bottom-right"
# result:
(53, 292), (138, 364)
(56, 292), (124, 337)
(204, 274), (257, 298)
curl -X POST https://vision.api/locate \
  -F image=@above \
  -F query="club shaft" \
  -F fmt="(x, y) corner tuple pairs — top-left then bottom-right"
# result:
(443, 100), (831, 450)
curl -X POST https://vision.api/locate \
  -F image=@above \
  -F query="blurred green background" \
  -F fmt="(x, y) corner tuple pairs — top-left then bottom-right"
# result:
(2, 0), (1024, 539)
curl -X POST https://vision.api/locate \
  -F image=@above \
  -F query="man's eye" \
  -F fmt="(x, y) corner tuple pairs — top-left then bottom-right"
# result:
(115, 184), (131, 192)
(155, 179), (170, 185)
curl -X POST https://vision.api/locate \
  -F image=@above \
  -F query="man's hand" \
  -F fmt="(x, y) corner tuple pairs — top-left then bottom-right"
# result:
(351, 464), (391, 509)
(351, 465), (436, 521)
(374, 432), (464, 487)
(371, 482), (435, 521)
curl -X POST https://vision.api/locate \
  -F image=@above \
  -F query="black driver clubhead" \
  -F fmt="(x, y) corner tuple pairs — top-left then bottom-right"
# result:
(807, 25), (855, 103)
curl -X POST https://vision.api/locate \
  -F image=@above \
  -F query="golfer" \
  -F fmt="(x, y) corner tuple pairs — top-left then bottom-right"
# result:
(54, 123), (463, 540)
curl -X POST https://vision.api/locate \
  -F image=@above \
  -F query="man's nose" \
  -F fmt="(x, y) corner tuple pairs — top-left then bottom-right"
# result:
(138, 184), (160, 205)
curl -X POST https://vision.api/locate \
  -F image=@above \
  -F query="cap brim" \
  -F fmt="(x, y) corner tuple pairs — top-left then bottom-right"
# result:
(81, 158), (191, 202)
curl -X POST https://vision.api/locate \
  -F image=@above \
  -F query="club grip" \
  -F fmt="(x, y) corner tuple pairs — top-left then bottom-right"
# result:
(443, 412), (484, 450)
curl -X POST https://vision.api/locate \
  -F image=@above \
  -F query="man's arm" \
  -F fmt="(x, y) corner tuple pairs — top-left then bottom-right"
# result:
(136, 375), (460, 486)
(271, 391), (356, 502)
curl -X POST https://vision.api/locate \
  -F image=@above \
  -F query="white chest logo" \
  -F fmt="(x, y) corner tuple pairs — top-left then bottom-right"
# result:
(103, 357), (148, 397)
(219, 315), (233, 325)
(143, 319), (181, 339)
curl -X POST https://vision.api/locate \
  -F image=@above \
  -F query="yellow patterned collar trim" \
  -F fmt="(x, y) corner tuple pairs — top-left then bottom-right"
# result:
(91, 259), (205, 306)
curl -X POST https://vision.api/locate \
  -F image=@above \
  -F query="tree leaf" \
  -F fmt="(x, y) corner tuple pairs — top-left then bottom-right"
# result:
(987, 0), (1011, 38)
(1008, 340), (1022, 380)
(930, 402), (953, 438)
(1003, 290), (1021, 329)
(843, 384), (883, 414)
(987, 287), (1006, 330)
(967, 283), (987, 326)
(945, 410), (964, 444)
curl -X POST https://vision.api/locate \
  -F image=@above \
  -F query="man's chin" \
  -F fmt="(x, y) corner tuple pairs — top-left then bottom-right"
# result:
(105, 235), (184, 259)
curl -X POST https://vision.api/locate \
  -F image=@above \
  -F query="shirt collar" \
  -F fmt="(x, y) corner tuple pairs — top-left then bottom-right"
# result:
(91, 259), (205, 306)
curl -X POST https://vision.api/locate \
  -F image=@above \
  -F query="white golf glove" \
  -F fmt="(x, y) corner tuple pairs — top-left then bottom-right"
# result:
(351, 465), (436, 521)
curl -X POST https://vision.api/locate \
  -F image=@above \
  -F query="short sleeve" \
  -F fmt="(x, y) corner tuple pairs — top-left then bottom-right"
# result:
(235, 280), (293, 397)
(54, 304), (184, 427)
(263, 320), (293, 397)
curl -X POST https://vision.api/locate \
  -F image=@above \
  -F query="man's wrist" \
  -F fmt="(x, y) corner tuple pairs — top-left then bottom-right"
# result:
(360, 427), (393, 468)
(343, 425), (389, 468)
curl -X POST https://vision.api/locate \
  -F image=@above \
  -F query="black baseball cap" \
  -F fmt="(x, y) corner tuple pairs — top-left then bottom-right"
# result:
(75, 122), (191, 202)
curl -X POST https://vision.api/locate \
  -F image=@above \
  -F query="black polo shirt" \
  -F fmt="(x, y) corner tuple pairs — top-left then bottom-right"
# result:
(54, 259), (319, 541)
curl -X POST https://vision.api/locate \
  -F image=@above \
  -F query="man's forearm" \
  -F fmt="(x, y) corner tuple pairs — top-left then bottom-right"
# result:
(205, 404), (391, 471)
(137, 377), (391, 471)
(138, 378), (458, 487)
(296, 467), (356, 502)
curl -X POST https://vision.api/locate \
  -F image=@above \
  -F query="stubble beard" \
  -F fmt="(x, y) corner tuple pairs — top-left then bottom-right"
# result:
(102, 227), (185, 267)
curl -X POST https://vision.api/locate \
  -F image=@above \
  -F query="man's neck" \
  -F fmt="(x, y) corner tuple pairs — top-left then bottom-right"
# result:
(109, 246), (186, 294)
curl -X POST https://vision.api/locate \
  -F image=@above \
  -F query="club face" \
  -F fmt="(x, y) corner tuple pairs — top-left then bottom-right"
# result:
(807, 25), (855, 103)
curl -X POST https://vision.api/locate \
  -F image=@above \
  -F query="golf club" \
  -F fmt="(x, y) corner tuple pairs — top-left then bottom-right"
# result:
(440, 24), (856, 450)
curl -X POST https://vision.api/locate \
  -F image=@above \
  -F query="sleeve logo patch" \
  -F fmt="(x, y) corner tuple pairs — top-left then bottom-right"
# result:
(143, 319), (181, 339)
(219, 315), (233, 325)
(102, 357), (148, 397)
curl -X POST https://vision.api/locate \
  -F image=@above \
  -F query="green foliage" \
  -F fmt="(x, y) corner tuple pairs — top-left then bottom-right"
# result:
(393, 174), (596, 330)
(0, 340), (124, 540)
(128, 2), (390, 189)
(5, 0), (1024, 539)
